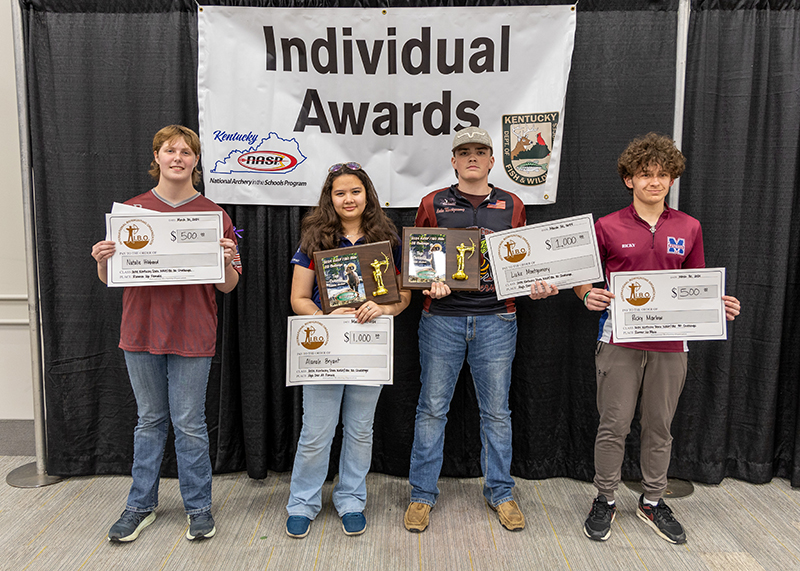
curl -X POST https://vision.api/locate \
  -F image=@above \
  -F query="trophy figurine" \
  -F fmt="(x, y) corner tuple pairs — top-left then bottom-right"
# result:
(371, 253), (390, 296)
(452, 238), (476, 280)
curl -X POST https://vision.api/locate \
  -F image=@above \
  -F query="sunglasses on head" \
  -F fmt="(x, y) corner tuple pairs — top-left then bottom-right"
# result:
(328, 162), (362, 173)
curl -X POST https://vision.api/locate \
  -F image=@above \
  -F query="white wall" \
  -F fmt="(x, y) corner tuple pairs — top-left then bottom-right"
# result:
(0, 0), (34, 420)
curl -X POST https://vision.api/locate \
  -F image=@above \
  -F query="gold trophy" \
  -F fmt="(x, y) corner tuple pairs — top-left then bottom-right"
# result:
(452, 238), (476, 280)
(371, 253), (390, 296)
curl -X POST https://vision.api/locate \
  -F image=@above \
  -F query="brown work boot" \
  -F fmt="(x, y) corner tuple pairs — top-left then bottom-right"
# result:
(404, 502), (431, 532)
(490, 500), (525, 531)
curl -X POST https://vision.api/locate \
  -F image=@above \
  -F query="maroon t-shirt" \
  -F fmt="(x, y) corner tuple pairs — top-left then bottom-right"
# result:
(119, 190), (241, 357)
(595, 203), (705, 352)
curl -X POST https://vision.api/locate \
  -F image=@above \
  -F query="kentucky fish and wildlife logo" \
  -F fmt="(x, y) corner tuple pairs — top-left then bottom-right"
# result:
(297, 321), (329, 350)
(496, 234), (530, 264)
(502, 113), (559, 187)
(621, 277), (655, 307)
(118, 219), (154, 250)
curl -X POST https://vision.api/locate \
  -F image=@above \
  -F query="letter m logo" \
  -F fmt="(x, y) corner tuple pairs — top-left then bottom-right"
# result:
(667, 237), (685, 255)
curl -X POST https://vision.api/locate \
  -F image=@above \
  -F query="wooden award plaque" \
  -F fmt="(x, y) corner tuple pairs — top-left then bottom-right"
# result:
(401, 227), (482, 290)
(313, 241), (400, 314)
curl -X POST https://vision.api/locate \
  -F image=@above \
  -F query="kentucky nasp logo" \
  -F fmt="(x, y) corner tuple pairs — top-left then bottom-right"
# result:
(502, 113), (559, 188)
(667, 237), (685, 255)
(211, 131), (306, 175)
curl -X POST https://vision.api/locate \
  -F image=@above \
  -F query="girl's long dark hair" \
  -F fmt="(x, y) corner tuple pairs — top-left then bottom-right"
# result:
(299, 165), (399, 255)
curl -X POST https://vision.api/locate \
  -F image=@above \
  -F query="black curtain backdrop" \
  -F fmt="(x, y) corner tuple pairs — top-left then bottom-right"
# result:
(21, 0), (800, 487)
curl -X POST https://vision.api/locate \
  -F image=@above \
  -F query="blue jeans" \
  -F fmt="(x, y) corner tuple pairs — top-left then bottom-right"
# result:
(409, 311), (517, 508)
(287, 383), (382, 519)
(123, 351), (213, 515)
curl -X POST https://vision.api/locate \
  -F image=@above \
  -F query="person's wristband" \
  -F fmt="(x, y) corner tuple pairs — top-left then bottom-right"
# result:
(583, 290), (591, 307)
(313, 309), (320, 315)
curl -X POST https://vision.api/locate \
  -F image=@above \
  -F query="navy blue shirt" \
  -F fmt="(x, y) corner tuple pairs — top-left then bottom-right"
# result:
(415, 184), (527, 315)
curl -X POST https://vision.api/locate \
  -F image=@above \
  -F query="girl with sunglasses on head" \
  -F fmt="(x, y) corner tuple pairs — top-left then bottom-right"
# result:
(286, 162), (410, 539)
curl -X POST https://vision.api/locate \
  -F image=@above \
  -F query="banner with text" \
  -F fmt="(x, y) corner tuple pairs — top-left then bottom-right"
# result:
(197, 5), (576, 206)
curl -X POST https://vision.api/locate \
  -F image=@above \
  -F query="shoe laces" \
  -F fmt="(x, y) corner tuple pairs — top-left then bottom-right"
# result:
(589, 498), (613, 520)
(119, 510), (147, 524)
(191, 512), (213, 524)
(652, 501), (678, 523)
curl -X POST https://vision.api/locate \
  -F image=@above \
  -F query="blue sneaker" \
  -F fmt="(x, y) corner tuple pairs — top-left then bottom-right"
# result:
(341, 512), (366, 536)
(108, 510), (156, 543)
(186, 512), (216, 541)
(286, 515), (311, 538)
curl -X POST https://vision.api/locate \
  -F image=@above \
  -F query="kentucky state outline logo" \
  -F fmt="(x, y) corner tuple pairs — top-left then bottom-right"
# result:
(667, 237), (685, 255)
(502, 113), (559, 188)
(211, 131), (306, 175)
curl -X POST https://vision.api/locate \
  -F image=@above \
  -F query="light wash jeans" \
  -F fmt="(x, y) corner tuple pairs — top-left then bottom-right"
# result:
(409, 311), (517, 508)
(287, 383), (383, 519)
(123, 351), (213, 515)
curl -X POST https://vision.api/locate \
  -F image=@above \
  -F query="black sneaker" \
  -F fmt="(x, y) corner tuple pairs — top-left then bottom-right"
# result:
(583, 495), (616, 541)
(108, 510), (156, 543)
(637, 495), (686, 544)
(186, 512), (216, 541)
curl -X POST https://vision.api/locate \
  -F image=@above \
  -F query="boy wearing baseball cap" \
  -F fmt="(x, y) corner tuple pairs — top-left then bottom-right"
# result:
(404, 127), (557, 533)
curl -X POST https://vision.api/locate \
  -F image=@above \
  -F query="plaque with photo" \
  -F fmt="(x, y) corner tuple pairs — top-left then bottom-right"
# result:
(402, 227), (482, 290)
(313, 241), (400, 314)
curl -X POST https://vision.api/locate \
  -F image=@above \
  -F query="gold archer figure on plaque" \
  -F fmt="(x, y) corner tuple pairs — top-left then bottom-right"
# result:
(452, 238), (476, 280)
(371, 253), (390, 296)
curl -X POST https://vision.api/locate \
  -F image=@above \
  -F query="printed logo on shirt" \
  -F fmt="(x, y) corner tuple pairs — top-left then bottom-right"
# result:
(297, 320), (329, 350)
(621, 277), (655, 307)
(487, 200), (506, 210)
(497, 234), (529, 263)
(439, 197), (457, 207)
(232, 245), (242, 272)
(667, 237), (685, 255)
(502, 112), (559, 187)
(118, 219), (154, 250)
(622, 243), (635, 248)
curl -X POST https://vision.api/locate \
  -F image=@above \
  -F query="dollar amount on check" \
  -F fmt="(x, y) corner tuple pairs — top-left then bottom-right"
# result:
(485, 213), (603, 300)
(105, 211), (224, 287)
(286, 315), (394, 386)
(610, 268), (727, 342)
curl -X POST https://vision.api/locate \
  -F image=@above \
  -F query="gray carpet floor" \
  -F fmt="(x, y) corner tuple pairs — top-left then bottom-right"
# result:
(2, 455), (799, 570)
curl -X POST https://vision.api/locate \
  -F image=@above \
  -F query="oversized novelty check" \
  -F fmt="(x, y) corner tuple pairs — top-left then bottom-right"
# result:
(105, 211), (224, 287)
(485, 213), (603, 300)
(286, 315), (393, 386)
(611, 268), (727, 342)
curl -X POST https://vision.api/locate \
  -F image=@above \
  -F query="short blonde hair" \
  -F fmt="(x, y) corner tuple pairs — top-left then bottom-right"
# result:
(149, 125), (202, 185)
